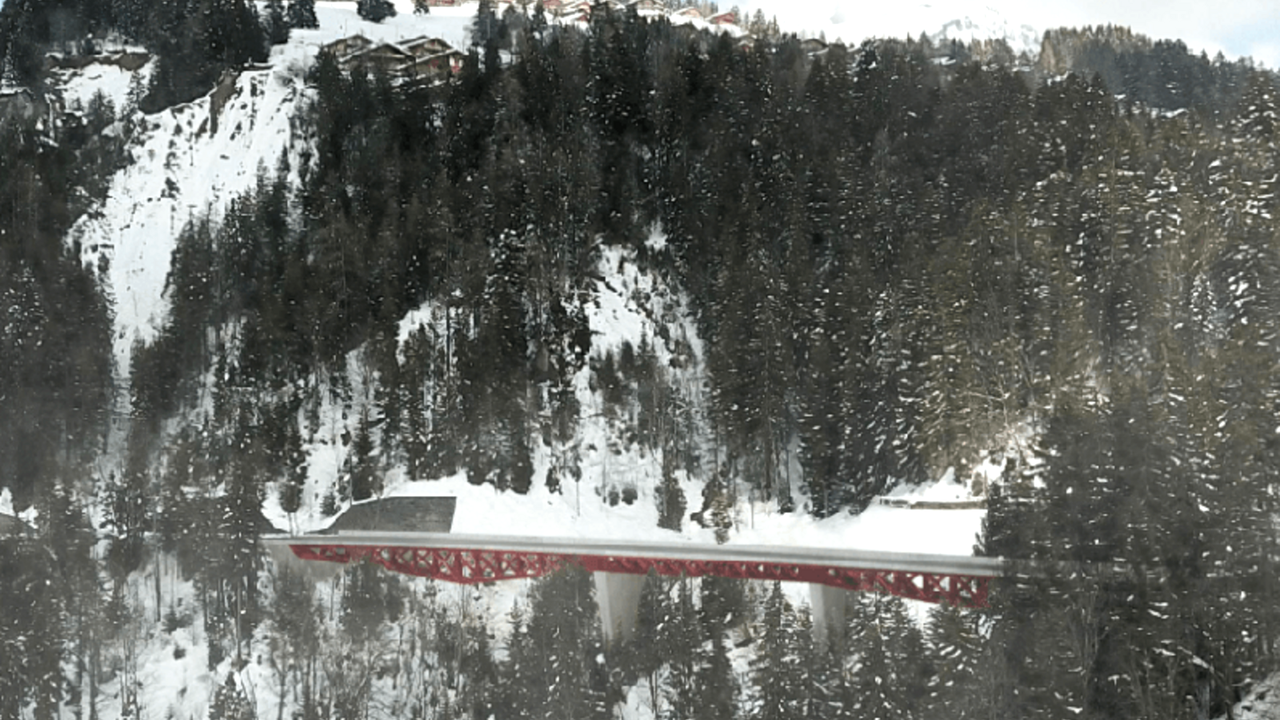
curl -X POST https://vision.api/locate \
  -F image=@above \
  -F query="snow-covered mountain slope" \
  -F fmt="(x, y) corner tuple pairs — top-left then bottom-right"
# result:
(50, 1), (990, 551)
(55, 0), (1047, 382)
(64, 3), (476, 376)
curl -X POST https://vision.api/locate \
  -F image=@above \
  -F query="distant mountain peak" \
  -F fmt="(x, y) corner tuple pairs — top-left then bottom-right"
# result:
(928, 9), (1042, 57)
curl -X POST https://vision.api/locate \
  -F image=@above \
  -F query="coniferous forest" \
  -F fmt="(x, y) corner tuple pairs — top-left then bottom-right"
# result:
(1, 0), (1280, 718)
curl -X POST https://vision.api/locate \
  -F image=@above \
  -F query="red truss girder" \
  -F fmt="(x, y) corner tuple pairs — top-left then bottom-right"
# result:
(289, 544), (991, 608)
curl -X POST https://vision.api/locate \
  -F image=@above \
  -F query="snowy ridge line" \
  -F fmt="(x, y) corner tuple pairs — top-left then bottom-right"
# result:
(265, 531), (1007, 576)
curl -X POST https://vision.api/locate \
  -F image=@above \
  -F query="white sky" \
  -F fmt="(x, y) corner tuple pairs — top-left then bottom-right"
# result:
(737, 0), (1280, 70)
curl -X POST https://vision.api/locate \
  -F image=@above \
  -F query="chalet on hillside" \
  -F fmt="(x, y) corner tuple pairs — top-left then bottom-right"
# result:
(673, 6), (700, 18)
(628, 0), (665, 11)
(708, 10), (736, 25)
(318, 34), (468, 82)
(800, 37), (828, 55)
(322, 34), (373, 60)
(343, 43), (416, 76)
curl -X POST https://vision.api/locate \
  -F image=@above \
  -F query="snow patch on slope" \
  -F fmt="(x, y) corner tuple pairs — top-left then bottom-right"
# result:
(54, 60), (138, 112)
(68, 60), (306, 371)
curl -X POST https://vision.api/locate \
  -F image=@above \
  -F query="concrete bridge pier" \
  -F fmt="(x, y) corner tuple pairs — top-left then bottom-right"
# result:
(592, 571), (848, 652)
(593, 571), (647, 644)
(809, 583), (848, 653)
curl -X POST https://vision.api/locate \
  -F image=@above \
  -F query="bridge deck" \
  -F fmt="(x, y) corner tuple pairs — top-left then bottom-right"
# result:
(266, 532), (1004, 607)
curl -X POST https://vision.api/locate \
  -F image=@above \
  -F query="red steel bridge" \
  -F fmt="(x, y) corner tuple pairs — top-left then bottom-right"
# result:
(268, 532), (1005, 609)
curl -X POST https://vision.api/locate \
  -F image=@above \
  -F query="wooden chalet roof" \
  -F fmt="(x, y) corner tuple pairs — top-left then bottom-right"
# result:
(402, 36), (455, 58)
(348, 43), (415, 62)
(321, 34), (373, 59)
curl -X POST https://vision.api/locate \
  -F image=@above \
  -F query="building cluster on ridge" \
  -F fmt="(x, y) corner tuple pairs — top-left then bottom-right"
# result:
(324, 0), (746, 80)
(322, 33), (466, 80)
(416, 0), (740, 26)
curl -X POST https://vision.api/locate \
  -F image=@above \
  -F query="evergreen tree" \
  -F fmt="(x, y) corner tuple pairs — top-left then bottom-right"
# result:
(356, 0), (396, 23)
(214, 402), (268, 664)
(656, 462), (686, 531)
(268, 566), (321, 717)
(924, 603), (986, 718)
(750, 582), (805, 720)
(665, 578), (704, 720)
(39, 478), (103, 720)
(208, 673), (254, 720)
(348, 407), (379, 501)
(106, 438), (152, 581)
(274, 401), (307, 524)
(0, 535), (65, 720)
(505, 567), (607, 719)
(627, 571), (672, 717)
(285, 0), (317, 29)
(457, 623), (501, 720)
(695, 618), (738, 720)
(845, 594), (930, 720)
(472, 0), (500, 49)
(701, 575), (747, 634)
(263, 0), (288, 44)
(340, 560), (405, 645)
